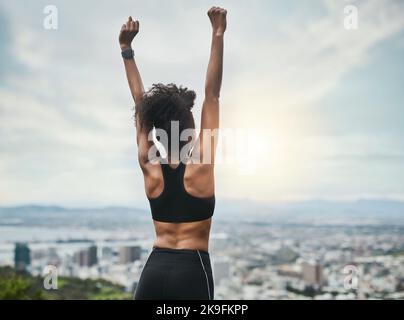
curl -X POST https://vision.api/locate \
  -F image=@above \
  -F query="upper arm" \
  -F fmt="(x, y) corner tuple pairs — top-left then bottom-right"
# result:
(135, 111), (154, 169)
(196, 96), (220, 164)
(201, 96), (219, 131)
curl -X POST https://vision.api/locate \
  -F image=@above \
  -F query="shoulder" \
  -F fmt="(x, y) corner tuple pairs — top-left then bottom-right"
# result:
(184, 162), (214, 178)
(183, 163), (215, 197)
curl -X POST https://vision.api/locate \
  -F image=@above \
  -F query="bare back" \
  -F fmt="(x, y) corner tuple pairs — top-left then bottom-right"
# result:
(143, 161), (215, 252)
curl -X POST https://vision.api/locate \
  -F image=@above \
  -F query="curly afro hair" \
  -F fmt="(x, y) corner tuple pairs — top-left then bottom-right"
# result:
(137, 83), (196, 151)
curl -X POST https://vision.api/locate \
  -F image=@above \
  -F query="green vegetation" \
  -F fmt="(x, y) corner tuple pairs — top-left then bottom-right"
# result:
(0, 266), (132, 300)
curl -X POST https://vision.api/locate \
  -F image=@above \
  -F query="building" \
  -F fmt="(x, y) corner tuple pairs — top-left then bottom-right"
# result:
(101, 246), (114, 260)
(88, 245), (98, 266)
(74, 245), (98, 267)
(301, 260), (325, 287)
(118, 246), (141, 264)
(277, 264), (301, 278)
(14, 242), (31, 271)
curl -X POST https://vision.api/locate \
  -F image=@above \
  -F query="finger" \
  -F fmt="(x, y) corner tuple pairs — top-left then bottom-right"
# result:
(129, 20), (135, 31)
(135, 20), (139, 32)
(128, 16), (133, 22)
(121, 24), (126, 31)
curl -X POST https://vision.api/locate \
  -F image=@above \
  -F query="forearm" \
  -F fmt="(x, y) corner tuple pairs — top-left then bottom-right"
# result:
(205, 33), (224, 99)
(122, 47), (145, 105)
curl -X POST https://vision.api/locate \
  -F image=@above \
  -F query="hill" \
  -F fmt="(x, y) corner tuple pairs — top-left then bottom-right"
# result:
(0, 266), (132, 300)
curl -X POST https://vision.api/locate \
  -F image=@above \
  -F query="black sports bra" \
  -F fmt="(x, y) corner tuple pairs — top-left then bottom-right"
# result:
(147, 161), (215, 223)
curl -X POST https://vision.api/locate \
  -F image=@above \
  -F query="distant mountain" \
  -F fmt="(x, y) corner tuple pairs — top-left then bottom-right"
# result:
(215, 198), (404, 225)
(1, 198), (403, 227)
(0, 205), (149, 228)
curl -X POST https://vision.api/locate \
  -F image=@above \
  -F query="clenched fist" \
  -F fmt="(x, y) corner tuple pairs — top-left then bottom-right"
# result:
(119, 16), (139, 49)
(207, 7), (227, 36)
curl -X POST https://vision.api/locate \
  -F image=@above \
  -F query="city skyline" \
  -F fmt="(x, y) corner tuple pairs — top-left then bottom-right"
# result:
(2, 211), (403, 300)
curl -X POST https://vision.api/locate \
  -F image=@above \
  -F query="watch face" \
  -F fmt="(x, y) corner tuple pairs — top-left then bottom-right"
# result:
(122, 49), (134, 59)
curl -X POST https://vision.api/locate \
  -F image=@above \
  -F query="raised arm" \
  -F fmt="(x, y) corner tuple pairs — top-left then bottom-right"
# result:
(119, 16), (152, 166)
(119, 16), (144, 106)
(205, 7), (226, 101)
(198, 7), (227, 163)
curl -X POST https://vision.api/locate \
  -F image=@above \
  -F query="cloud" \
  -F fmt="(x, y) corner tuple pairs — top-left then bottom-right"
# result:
(226, 0), (404, 109)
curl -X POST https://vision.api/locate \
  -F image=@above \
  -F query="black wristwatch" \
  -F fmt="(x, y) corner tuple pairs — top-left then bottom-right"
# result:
(121, 48), (134, 59)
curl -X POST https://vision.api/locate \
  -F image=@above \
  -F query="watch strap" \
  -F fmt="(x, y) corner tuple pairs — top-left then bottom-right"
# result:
(121, 48), (134, 59)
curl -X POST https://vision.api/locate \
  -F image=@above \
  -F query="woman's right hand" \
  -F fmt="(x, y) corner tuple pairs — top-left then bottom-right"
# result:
(119, 16), (139, 50)
(207, 6), (227, 36)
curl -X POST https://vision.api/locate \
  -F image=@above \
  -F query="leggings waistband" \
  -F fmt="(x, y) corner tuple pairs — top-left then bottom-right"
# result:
(148, 246), (212, 269)
(152, 246), (210, 257)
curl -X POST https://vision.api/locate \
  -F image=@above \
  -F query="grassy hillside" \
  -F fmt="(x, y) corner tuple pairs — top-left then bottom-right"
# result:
(0, 266), (132, 300)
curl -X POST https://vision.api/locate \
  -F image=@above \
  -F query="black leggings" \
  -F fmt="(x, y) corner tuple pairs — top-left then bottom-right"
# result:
(134, 246), (214, 300)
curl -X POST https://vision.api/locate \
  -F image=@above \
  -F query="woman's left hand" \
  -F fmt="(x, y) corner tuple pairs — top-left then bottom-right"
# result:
(119, 16), (139, 49)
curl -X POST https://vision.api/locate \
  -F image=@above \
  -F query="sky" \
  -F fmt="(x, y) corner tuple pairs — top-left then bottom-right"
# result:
(0, 0), (404, 208)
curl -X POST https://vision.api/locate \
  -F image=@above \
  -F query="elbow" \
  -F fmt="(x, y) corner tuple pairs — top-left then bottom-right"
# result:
(204, 96), (220, 106)
(137, 149), (149, 168)
(204, 91), (220, 102)
(134, 94), (144, 106)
